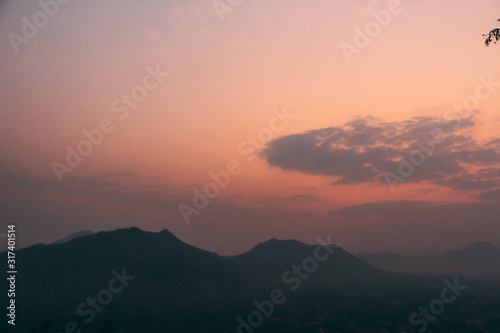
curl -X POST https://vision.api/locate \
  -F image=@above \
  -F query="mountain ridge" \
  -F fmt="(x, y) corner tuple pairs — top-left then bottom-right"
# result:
(357, 240), (500, 278)
(5, 227), (499, 332)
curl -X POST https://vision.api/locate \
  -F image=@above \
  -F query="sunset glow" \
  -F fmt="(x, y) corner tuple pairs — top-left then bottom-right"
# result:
(1, 0), (500, 256)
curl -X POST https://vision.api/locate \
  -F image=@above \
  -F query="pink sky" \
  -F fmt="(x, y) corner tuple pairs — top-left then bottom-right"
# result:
(1, 0), (500, 255)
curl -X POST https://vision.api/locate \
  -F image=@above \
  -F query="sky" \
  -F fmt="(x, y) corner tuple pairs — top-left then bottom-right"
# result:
(0, 0), (500, 256)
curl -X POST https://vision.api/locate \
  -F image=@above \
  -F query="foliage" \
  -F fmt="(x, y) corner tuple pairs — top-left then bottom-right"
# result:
(484, 19), (500, 46)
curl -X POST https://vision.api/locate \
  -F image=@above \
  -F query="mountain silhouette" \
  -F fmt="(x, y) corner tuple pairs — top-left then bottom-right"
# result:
(51, 229), (95, 244)
(357, 241), (500, 278)
(231, 238), (387, 291)
(3, 228), (490, 332)
(8, 228), (248, 331)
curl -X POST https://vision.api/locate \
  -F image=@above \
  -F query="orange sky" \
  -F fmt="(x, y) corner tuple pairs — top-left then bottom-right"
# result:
(1, 0), (500, 255)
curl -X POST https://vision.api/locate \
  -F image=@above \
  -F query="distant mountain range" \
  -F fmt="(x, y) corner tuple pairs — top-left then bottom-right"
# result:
(3, 228), (500, 332)
(51, 229), (95, 244)
(357, 241), (500, 278)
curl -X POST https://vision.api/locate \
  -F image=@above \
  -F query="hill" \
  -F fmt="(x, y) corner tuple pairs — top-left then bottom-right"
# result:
(357, 241), (500, 278)
(4, 229), (498, 332)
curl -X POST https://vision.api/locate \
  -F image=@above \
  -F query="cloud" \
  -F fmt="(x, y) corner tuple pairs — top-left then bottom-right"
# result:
(478, 189), (500, 202)
(259, 115), (500, 193)
(258, 194), (321, 205)
(434, 173), (500, 191)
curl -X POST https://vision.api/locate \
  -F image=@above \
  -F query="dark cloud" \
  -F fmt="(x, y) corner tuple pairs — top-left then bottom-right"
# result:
(260, 115), (500, 193)
(477, 189), (500, 202)
(321, 200), (500, 255)
(269, 194), (321, 203)
(434, 175), (500, 191)
(251, 194), (322, 207)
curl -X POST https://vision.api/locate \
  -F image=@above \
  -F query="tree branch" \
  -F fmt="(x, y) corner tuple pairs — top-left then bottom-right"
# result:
(484, 28), (500, 46)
